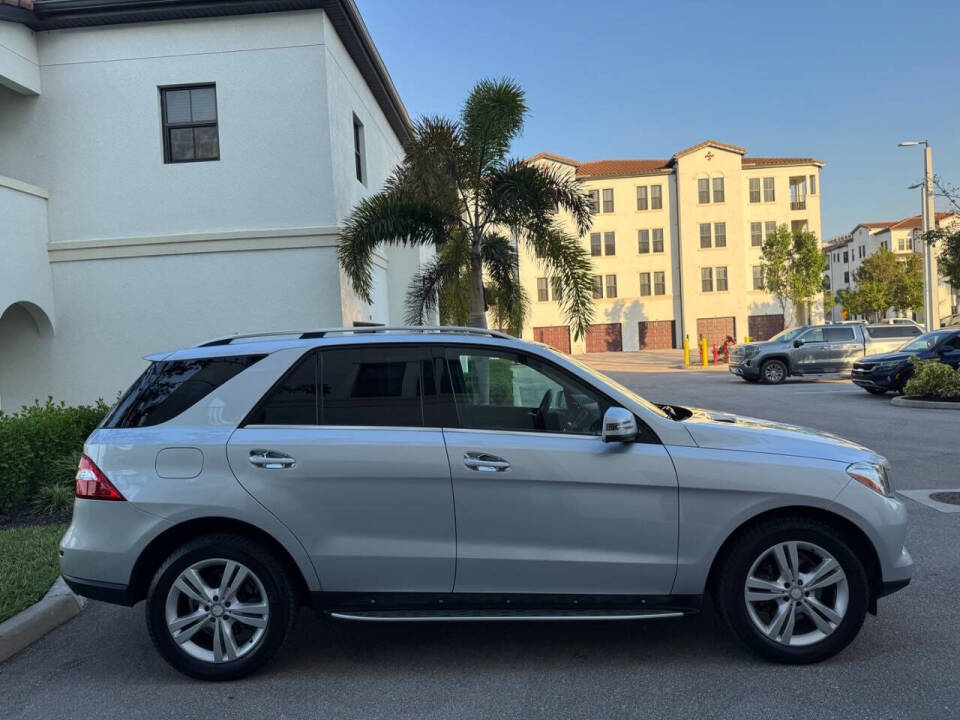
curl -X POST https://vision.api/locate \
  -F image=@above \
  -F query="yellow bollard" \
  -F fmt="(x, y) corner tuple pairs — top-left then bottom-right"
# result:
(700, 337), (708, 367)
(683, 336), (690, 366)
(744, 335), (750, 343)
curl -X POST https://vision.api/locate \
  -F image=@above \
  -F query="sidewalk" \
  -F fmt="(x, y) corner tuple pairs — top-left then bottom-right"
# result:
(574, 350), (730, 373)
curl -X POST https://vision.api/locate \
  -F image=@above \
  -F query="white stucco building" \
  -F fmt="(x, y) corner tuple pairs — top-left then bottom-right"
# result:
(0, 0), (426, 410)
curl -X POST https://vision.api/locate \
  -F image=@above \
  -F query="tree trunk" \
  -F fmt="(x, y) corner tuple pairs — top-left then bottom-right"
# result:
(467, 249), (487, 328)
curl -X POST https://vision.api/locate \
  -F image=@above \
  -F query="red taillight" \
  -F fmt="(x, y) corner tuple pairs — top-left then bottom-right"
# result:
(75, 454), (125, 501)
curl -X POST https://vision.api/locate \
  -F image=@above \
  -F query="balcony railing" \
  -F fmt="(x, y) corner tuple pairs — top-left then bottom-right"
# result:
(790, 197), (807, 210)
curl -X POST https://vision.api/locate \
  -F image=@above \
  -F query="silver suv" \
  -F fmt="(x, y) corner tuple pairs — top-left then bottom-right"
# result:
(60, 327), (912, 680)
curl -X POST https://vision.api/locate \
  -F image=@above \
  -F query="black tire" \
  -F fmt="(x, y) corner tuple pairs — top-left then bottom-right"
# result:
(714, 518), (869, 664)
(866, 388), (887, 395)
(761, 359), (787, 385)
(145, 533), (298, 681)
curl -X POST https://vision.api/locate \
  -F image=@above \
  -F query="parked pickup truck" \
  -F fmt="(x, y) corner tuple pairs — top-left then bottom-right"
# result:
(729, 323), (922, 384)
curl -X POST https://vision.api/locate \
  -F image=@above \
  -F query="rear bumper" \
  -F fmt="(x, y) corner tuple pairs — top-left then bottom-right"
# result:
(878, 577), (911, 599)
(62, 575), (136, 606)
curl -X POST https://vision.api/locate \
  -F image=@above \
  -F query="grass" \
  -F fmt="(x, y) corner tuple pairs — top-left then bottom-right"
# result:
(0, 523), (68, 623)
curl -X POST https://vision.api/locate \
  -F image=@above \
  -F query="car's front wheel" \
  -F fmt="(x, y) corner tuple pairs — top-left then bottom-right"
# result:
(145, 533), (297, 680)
(715, 518), (869, 664)
(761, 359), (787, 384)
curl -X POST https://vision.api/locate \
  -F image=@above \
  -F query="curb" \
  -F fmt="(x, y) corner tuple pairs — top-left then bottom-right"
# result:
(0, 577), (86, 664)
(891, 396), (960, 410)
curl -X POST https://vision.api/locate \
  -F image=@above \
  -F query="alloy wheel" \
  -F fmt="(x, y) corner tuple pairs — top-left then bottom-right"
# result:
(164, 558), (270, 663)
(763, 362), (785, 383)
(743, 541), (849, 647)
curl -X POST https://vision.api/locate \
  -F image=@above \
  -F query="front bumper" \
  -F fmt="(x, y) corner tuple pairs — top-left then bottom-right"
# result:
(728, 361), (760, 380)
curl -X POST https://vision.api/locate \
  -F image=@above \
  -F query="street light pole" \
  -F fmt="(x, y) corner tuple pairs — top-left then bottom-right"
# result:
(899, 140), (940, 329)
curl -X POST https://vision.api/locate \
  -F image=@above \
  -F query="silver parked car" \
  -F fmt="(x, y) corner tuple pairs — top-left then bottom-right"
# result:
(60, 327), (912, 680)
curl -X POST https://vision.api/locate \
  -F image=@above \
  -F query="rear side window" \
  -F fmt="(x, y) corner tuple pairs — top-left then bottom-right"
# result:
(245, 352), (318, 425)
(823, 327), (856, 342)
(867, 325), (920, 339)
(321, 347), (423, 426)
(105, 355), (264, 428)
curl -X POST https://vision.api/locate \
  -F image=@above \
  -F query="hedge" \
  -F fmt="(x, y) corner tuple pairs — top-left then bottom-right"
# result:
(903, 358), (960, 400)
(0, 398), (110, 512)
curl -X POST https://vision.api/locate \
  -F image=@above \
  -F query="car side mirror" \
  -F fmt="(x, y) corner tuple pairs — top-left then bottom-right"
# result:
(602, 407), (638, 443)
(794, 339), (804, 348)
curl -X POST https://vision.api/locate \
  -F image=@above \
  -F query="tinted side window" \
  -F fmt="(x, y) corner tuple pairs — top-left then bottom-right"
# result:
(943, 335), (960, 351)
(445, 349), (609, 435)
(246, 352), (318, 425)
(824, 327), (856, 342)
(867, 325), (919, 339)
(106, 355), (264, 428)
(321, 347), (423, 427)
(801, 328), (824, 343)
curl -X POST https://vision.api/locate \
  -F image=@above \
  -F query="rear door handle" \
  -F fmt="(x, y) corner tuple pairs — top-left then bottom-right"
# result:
(463, 452), (510, 472)
(249, 449), (296, 469)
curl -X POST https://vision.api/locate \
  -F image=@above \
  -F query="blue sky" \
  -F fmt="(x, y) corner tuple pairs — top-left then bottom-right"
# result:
(356, 0), (960, 240)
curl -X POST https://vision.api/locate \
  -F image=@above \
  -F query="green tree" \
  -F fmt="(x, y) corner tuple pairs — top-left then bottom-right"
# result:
(890, 252), (924, 316)
(761, 225), (825, 324)
(760, 225), (793, 320)
(339, 78), (595, 337)
(846, 247), (920, 321)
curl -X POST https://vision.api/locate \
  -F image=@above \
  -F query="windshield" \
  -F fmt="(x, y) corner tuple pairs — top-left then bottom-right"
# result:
(901, 331), (951, 352)
(542, 347), (669, 419)
(767, 327), (806, 343)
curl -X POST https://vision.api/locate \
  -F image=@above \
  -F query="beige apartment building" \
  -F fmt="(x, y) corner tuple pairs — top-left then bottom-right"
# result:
(824, 212), (959, 323)
(519, 140), (824, 353)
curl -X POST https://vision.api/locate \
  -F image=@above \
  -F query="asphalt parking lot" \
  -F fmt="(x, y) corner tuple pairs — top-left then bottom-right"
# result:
(2, 366), (958, 720)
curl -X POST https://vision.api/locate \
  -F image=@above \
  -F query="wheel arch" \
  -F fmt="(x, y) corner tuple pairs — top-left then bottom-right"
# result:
(759, 355), (791, 376)
(704, 505), (883, 613)
(127, 517), (311, 607)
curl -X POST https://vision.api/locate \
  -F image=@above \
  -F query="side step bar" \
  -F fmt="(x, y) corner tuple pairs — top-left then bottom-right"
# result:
(328, 609), (686, 622)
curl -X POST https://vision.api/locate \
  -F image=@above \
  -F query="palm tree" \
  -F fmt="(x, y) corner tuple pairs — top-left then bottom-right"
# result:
(338, 78), (595, 337)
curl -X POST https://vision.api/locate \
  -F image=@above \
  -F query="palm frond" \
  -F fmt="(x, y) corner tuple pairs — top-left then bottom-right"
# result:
(339, 187), (449, 302)
(525, 224), (595, 340)
(481, 233), (528, 336)
(461, 78), (527, 181)
(404, 231), (471, 325)
(398, 115), (464, 218)
(485, 160), (593, 238)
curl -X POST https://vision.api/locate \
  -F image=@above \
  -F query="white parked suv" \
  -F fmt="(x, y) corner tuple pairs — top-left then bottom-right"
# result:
(60, 327), (912, 680)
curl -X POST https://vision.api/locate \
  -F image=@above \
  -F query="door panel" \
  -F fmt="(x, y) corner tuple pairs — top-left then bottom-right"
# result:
(228, 427), (455, 591)
(443, 429), (679, 594)
(823, 326), (861, 369)
(795, 328), (829, 372)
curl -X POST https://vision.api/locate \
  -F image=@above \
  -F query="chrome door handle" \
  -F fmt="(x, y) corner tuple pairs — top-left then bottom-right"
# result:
(463, 452), (510, 472)
(249, 449), (296, 469)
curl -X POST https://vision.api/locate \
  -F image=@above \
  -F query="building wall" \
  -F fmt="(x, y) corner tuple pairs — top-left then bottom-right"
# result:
(0, 21), (40, 94)
(0, 9), (417, 410)
(517, 147), (823, 353)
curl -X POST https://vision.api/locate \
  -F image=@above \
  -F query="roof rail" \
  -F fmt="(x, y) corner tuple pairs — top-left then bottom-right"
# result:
(195, 326), (515, 347)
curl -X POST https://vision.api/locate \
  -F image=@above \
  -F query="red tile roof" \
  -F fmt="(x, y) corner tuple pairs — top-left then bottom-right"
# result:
(741, 157), (824, 168)
(575, 159), (672, 178)
(673, 140), (747, 158)
(823, 235), (853, 251)
(888, 212), (957, 230)
(524, 152), (580, 167)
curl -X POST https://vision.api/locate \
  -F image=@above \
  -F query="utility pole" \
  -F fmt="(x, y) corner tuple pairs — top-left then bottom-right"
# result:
(899, 140), (940, 330)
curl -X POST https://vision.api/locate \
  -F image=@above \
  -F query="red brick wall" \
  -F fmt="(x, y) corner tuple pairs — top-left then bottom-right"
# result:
(696, 316), (736, 348)
(747, 314), (785, 341)
(533, 326), (571, 353)
(638, 320), (676, 350)
(585, 323), (623, 352)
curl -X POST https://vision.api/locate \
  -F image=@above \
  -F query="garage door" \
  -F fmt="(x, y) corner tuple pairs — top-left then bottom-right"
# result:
(696, 316), (736, 348)
(585, 323), (623, 352)
(638, 320), (676, 350)
(533, 325), (571, 353)
(748, 314), (785, 341)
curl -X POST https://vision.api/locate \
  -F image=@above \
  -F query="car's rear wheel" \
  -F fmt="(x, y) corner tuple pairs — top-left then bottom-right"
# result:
(146, 534), (297, 680)
(715, 518), (869, 664)
(761, 359), (787, 384)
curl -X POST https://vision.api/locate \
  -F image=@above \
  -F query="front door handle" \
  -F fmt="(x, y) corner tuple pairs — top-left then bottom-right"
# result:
(463, 452), (510, 472)
(249, 449), (296, 469)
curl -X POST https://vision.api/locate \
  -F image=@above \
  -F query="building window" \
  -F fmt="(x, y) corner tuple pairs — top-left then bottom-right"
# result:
(639, 272), (651, 296)
(602, 188), (614, 213)
(792, 219), (808, 234)
(752, 265), (764, 290)
(749, 177), (761, 203)
(587, 190), (600, 214)
(751, 222), (762, 247)
(898, 237), (910, 251)
(654, 271), (666, 296)
(650, 184), (662, 209)
(698, 178), (710, 204)
(604, 231), (616, 256)
(590, 233), (601, 256)
(592, 275), (603, 299)
(824, 275), (831, 290)
(637, 186), (648, 211)
(638, 229), (650, 254)
(765, 221), (777, 242)
(605, 275), (618, 298)
(763, 177), (775, 202)
(536, 277), (549, 302)
(160, 84), (219, 163)
(843, 250), (849, 263)
(809, 174), (817, 195)
(716, 266), (728, 292)
(353, 114), (366, 184)
(652, 228), (664, 253)
(714, 222), (727, 248)
(700, 223), (712, 248)
(712, 177), (725, 203)
(701, 267), (714, 292)
(550, 278), (562, 301)
(844, 271), (850, 284)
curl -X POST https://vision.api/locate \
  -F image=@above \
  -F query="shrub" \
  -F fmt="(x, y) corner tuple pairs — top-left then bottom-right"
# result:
(0, 398), (110, 512)
(903, 358), (960, 400)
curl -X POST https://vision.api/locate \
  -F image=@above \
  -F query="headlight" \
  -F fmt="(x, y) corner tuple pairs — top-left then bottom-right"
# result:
(873, 361), (901, 372)
(847, 462), (893, 497)
(743, 346), (760, 358)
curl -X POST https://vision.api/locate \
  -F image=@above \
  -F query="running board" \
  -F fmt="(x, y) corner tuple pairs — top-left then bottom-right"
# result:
(328, 609), (686, 622)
